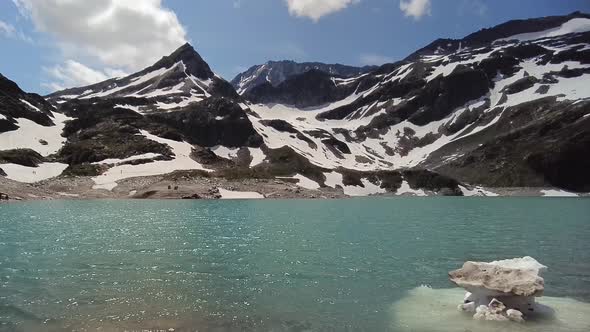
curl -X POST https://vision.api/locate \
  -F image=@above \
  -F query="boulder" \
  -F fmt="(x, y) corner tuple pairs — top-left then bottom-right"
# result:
(450, 257), (547, 323)
(181, 193), (202, 200)
(506, 309), (525, 323)
(449, 257), (546, 298)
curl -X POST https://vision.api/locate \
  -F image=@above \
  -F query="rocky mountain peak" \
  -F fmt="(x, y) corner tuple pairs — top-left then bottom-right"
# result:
(231, 60), (376, 95)
(405, 11), (590, 60)
(149, 42), (214, 80)
(46, 42), (239, 103)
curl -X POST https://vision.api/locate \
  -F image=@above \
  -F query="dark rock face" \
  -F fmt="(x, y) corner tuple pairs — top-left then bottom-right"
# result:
(317, 76), (426, 121)
(57, 99), (174, 165)
(150, 43), (214, 80)
(0, 167), (6, 177)
(0, 73), (56, 130)
(437, 100), (590, 192)
(254, 146), (330, 184)
(191, 146), (233, 168)
(337, 169), (463, 196)
(232, 60), (376, 95)
(0, 149), (45, 167)
(148, 97), (263, 148)
(402, 169), (462, 195)
(260, 119), (316, 148)
(408, 66), (490, 125)
(478, 55), (521, 78)
(244, 70), (357, 108)
(502, 76), (538, 94)
(56, 95), (262, 167)
(500, 44), (552, 60)
(351, 66), (489, 137)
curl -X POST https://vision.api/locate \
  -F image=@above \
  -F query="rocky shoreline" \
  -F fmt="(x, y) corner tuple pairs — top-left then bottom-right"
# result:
(1, 173), (587, 202)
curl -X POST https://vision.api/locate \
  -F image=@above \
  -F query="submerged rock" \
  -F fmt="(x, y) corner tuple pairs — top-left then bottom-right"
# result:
(507, 309), (525, 323)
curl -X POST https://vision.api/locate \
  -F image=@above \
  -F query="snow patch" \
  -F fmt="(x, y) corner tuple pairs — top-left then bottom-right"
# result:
(211, 146), (239, 160)
(91, 153), (161, 165)
(396, 181), (427, 196)
(248, 148), (266, 166)
(541, 189), (579, 197)
(218, 188), (264, 199)
(0, 163), (68, 183)
(343, 179), (386, 197)
(20, 99), (42, 112)
(114, 104), (143, 114)
(459, 185), (499, 197)
(498, 18), (590, 42)
(0, 112), (71, 156)
(58, 192), (79, 197)
(324, 172), (344, 189)
(292, 174), (320, 190)
(91, 131), (211, 191)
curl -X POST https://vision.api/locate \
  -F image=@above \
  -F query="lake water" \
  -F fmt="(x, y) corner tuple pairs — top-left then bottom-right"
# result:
(1, 198), (589, 331)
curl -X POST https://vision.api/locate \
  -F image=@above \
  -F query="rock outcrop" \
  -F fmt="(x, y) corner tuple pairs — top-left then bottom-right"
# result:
(449, 257), (548, 323)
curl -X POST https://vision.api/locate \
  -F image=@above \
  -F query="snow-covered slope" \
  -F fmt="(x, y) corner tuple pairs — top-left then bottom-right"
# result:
(235, 13), (590, 192)
(1, 74), (72, 183)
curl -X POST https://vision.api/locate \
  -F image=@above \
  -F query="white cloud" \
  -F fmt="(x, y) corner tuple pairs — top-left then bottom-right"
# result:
(42, 60), (128, 92)
(399, 0), (431, 20)
(0, 19), (33, 43)
(14, 0), (187, 90)
(359, 53), (394, 66)
(0, 20), (17, 37)
(286, 0), (360, 22)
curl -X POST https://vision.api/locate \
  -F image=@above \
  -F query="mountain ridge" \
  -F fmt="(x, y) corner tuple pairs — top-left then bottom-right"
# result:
(2, 12), (590, 199)
(231, 60), (376, 95)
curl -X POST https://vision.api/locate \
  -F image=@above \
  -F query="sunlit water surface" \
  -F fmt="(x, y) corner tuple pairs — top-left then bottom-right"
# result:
(1, 198), (589, 331)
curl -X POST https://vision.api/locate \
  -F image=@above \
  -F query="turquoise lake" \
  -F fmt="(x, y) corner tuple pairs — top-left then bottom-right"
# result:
(1, 198), (589, 331)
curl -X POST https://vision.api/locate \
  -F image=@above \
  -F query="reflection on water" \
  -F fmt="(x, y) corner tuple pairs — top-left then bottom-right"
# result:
(1, 198), (589, 331)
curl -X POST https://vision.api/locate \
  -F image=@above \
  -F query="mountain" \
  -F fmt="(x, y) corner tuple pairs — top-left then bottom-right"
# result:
(231, 60), (376, 95)
(48, 43), (238, 107)
(237, 12), (590, 193)
(405, 11), (590, 60)
(0, 74), (71, 182)
(2, 12), (590, 199)
(1, 73), (57, 130)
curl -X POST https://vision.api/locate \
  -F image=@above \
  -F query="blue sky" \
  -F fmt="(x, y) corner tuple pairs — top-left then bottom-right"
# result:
(1, 0), (589, 94)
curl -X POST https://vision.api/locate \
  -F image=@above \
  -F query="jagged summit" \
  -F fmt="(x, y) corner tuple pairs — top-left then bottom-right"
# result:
(47, 42), (236, 105)
(406, 11), (590, 60)
(1, 74), (56, 128)
(148, 42), (214, 80)
(231, 60), (376, 95)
